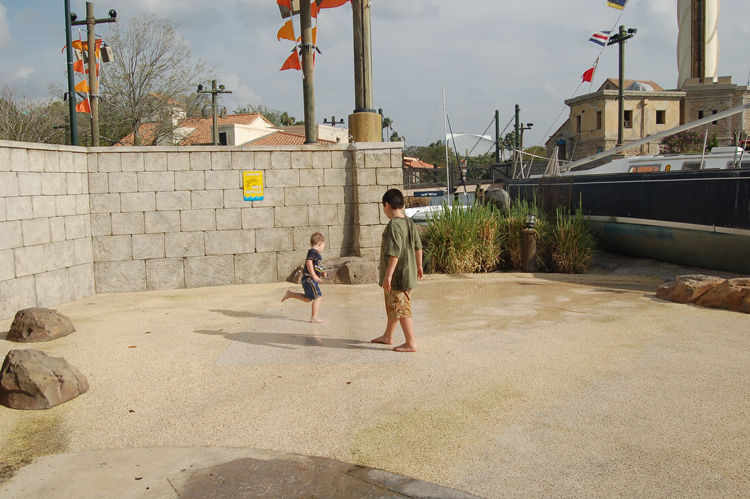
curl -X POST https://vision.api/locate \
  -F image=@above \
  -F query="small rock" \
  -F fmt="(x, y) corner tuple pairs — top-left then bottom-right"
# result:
(0, 349), (89, 410)
(695, 278), (750, 313)
(336, 260), (377, 285)
(656, 275), (726, 303)
(7, 308), (76, 343)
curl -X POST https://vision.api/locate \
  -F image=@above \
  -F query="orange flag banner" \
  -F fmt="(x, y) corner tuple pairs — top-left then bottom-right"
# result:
(279, 49), (301, 71)
(318, 0), (350, 9)
(73, 59), (85, 73)
(75, 99), (91, 113)
(277, 0), (291, 8)
(61, 40), (84, 53)
(74, 79), (89, 93)
(277, 20), (295, 41)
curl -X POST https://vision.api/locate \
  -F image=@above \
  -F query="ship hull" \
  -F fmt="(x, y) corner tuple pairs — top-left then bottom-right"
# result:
(504, 169), (750, 274)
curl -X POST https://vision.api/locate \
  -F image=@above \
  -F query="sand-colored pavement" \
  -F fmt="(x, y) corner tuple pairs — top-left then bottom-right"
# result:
(1, 272), (749, 498)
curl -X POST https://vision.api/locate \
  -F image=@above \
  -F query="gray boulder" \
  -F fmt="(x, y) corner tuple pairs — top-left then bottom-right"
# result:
(485, 184), (510, 209)
(0, 349), (89, 410)
(7, 308), (76, 343)
(336, 259), (377, 285)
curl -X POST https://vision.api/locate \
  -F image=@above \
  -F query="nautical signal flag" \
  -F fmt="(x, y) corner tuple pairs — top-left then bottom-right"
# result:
(589, 30), (610, 46)
(581, 66), (596, 83)
(75, 98), (91, 114)
(277, 20), (295, 41)
(607, 0), (628, 10)
(74, 79), (89, 93)
(280, 49), (302, 71)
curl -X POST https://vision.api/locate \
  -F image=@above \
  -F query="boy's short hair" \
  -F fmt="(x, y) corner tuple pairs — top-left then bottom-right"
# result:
(310, 232), (325, 246)
(382, 189), (404, 209)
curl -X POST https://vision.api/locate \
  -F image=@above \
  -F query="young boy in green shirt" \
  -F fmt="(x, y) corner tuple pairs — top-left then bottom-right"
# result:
(371, 189), (423, 352)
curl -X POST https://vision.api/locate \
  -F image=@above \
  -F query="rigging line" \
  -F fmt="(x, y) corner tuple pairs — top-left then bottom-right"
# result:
(466, 114), (496, 157)
(445, 112), (469, 194)
(424, 90), (443, 145)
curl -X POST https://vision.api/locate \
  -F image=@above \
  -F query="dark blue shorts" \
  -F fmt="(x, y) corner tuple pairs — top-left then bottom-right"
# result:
(301, 276), (322, 300)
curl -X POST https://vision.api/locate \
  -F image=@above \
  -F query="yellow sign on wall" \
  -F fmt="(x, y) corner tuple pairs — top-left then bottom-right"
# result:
(243, 171), (264, 201)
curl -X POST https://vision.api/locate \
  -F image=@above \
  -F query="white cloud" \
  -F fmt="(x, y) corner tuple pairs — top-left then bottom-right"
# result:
(373, 0), (439, 21)
(0, 4), (13, 51)
(14, 66), (35, 78)
(222, 73), (261, 111)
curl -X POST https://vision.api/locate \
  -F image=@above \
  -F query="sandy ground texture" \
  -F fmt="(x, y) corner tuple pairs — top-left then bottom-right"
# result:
(1, 260), (749, 498)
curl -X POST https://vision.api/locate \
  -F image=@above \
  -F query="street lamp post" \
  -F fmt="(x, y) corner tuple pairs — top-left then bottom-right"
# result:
(64, 0), (78, 146)
(607, 25), (637, 146)
(197, 80), (232, 146)
(70, 2), (117, 147)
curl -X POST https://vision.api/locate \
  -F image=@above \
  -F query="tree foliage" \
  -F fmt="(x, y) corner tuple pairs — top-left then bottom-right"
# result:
(233, 104), (303, 126)
(659, 130), (718, 154)
(98, 14), (211, 145)
(0, 86), (69, 144)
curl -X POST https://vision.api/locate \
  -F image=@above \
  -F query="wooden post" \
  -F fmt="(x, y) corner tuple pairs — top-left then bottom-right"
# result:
(86, 2), (99, 146)
(300, 0), (317, 144)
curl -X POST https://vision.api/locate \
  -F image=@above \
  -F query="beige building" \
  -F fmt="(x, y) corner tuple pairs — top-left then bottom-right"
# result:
(680, 76), (750, 146)
(547, 76), (750, 161)
(547, 79), (684, 161)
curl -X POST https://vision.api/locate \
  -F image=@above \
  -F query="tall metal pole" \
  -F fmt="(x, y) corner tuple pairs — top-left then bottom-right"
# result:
(64, 0), (78, 146)
(352, 0), (366, 112)
(618, 25), (626, 146)
(86, 2), (99, 146)
(300, 0), (317, 143)
(495, 109), (500, 162)
(514, 104), (520, 159)
(443, 87), (451, 196)
(211, 80), (218, 145)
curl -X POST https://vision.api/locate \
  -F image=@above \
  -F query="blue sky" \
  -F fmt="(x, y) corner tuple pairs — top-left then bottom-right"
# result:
(1, 0), (748, 149)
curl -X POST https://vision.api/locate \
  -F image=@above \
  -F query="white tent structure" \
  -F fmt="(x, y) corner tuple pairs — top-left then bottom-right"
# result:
(445, 133), (495, 157)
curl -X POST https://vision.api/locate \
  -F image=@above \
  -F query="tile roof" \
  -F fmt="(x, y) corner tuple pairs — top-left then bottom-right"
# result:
(245, 131), (336, 146)
(403, 156), (434, 169)
(116, 113), (276, 146)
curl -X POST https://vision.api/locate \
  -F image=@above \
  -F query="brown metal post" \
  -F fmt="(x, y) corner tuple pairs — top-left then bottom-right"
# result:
(522, 229), (537, 272)
(300, 0), (317, 143)
(86, 2), (98, 146)
(352, 0), (365, 112)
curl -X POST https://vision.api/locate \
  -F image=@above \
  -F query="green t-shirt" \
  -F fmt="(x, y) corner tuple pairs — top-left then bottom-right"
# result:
(379, 216), (423, 291)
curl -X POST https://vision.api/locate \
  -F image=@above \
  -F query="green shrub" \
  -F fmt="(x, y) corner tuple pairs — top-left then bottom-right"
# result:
(423, 203), (503, 274)
(552, 205), (597, 273)
(423, 198), (597, 275)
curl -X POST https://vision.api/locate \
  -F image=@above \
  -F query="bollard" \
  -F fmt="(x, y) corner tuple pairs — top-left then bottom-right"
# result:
(522, 213), (537, 272)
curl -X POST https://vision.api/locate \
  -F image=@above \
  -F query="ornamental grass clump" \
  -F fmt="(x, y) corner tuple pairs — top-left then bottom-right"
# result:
(551, 205), (597, 273)
(424, 203), (503, 274)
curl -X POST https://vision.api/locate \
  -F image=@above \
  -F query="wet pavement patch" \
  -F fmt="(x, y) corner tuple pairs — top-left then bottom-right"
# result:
(168, 456), (481, 498)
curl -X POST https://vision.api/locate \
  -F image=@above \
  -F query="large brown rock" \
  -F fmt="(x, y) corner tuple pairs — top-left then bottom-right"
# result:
(695, 278), (750, 313)
(288, 257), (378, 285)
(0, 349), (89, 410)
(485, 184), (510, 209)
(7, 308), (76, 343)
(656, 275), (726, 303)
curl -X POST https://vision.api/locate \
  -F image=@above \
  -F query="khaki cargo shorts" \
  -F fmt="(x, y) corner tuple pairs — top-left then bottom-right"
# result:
(384, 288), (412, 319)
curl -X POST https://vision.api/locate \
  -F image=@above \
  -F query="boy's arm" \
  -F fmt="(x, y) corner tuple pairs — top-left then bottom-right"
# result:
(382, 256), (399, 291)
(306, 259), (322, 282)
(416, 249), (423, 280)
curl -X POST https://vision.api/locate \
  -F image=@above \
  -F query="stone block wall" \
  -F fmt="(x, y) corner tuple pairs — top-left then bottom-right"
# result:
(0, 140), (403, 319)
(0, 142), (94, 320)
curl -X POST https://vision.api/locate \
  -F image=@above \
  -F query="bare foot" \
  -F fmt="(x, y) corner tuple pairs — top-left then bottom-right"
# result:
(371, 335), (393, 345)
(310, 317), (324, 323)
(393, 343), (417, 352)
(282, 290), (292, 302)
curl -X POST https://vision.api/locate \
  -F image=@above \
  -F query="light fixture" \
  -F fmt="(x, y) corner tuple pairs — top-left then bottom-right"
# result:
(525, 213), (536, 229)
(219, 85), (225, 90)
(70, 13), (78, 22)
(109, 9), (117, 19)
(197, 84), (203, 91)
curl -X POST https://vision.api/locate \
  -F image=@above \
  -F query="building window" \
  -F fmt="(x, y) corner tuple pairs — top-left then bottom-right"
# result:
(576, 115), (582, 133)
(624, 110), (633, 129)
(219, 132), (228, 146)
(698, 110), (704, 119)
(713, 110), (718, 125)
(656, 110), (666, 125)
(596, 111), (602, 130)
